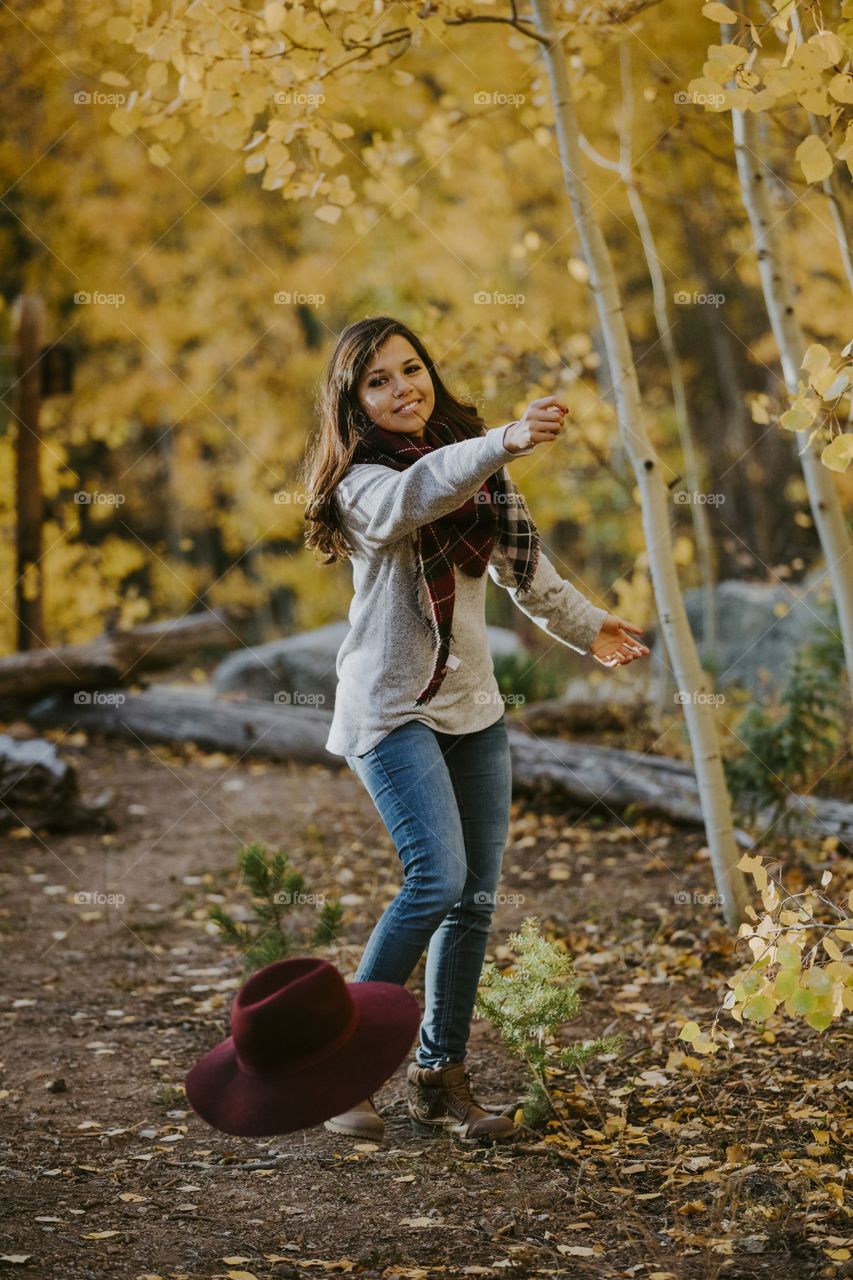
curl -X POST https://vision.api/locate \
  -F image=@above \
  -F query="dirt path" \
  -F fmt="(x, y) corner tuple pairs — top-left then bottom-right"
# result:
(1, 731), (850, 1280)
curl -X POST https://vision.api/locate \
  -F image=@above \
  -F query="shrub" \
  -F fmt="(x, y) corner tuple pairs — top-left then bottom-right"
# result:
(476, 917), (621, 1127)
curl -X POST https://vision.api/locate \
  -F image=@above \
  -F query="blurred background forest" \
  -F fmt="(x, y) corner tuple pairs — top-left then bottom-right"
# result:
(0, 0), (851, 655)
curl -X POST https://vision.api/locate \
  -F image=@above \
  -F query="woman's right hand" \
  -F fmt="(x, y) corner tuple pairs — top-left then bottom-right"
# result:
(503, 396), (569, 454)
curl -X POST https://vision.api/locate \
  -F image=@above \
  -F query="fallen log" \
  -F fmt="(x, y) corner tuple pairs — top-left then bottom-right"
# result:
(0, 733), (114, 832)
(24, 688), (853, 848)
(0, 608), (250, 705)
(27, 686), (334, 767)
(504, 727), (853, 849)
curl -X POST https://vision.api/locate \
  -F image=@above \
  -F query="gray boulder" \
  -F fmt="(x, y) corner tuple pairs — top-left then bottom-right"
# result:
(213, 621), (530, 710)
(650, 576), (836, 700)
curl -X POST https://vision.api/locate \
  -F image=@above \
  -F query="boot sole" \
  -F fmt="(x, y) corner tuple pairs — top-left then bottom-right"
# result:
(409, 1117), (515, 1144)
(323, 1119), (384, 1140)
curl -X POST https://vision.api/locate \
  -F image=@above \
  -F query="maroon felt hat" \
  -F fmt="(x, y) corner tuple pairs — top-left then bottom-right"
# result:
(184, 956), (421, 1137)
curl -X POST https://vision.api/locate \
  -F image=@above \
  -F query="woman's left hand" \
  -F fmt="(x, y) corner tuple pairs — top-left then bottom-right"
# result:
(590, 613), (650, 667)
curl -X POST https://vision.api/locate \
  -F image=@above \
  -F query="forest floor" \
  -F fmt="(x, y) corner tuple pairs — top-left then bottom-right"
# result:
(0, 704), (851, 1280)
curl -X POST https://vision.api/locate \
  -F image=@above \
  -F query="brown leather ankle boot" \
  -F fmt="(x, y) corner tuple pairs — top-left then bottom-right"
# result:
(407, 1061), (516, 1142)
(323, 1096), (384, 1140)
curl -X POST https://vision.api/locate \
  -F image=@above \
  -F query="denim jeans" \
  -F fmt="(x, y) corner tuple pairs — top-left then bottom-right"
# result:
(345, 713), (512, 1070)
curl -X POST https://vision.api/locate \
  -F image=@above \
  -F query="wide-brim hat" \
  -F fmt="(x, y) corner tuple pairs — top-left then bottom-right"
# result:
(185, 956), (421, 1137)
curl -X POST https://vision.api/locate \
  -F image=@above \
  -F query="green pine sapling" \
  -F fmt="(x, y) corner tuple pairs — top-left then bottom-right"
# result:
(209, 841), (343, 972)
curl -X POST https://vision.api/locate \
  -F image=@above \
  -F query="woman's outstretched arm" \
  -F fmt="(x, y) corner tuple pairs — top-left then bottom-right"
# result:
(336, 423), (532, 547)
(487, 539), (608, 655)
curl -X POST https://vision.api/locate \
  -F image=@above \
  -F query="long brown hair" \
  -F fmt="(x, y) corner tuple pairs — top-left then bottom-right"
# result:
(302, 315), (488, 564)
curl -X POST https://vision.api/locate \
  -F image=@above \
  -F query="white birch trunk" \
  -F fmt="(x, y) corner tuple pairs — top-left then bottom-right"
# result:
(578, 43), (719, 658)
(731, 107), (853, 692)
(528, 0), (750, 928)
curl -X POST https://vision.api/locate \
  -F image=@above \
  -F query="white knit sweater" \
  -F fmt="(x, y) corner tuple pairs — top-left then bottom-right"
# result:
(325, 423), (608, 758)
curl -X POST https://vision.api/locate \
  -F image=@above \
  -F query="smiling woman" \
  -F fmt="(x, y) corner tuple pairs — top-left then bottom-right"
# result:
(300, 314), (648, 1147)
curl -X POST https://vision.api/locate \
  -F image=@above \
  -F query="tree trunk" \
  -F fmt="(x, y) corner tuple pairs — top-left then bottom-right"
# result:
(13, 294), (47, 652)
(617, 44), (718, 659)
(528, 0), (750, 927)
(578, 64), (720, 660)
(730, 106), (853, 692)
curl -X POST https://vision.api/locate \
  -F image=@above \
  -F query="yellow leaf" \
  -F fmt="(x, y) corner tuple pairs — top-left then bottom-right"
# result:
(81, 1230), (121, 1239)
(105, 15), (135, 41)
(736, 852), (767, 890)
(678, 1020), (701, 1043)
(780, 405), (815, 432)
(774, 968), (798, 999)
(743, 993), (777, 1022)
(147, 144), (170, 168)
(802, 343), (831, 375)
(829, 74), (853, 104)
(798, 87), (832, 116)
(315, 204), (343, 224)
(264, 2), (286, 30)
(812, 367), (849, 398)
(702, 2), (738, 19)
(821, 435), (853, 473)
(796, 134), (833, 183)
(146, 62), (169, 89)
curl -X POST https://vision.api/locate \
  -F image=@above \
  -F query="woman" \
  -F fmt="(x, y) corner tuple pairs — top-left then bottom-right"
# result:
(303, 316), (649, 1144)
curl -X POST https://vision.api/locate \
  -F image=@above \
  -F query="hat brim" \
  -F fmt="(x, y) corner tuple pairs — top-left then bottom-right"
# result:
(184, 981), (421, 1137)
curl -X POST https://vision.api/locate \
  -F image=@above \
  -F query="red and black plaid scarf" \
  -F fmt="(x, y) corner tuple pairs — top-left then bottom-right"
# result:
(351, 416), (541, 705)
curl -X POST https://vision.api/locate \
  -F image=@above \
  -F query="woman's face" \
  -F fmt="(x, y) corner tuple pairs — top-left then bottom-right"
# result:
(355, 334), (436, 438)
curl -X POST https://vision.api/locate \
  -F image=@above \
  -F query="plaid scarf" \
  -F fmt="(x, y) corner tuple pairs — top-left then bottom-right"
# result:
(351, 415), (541, 705)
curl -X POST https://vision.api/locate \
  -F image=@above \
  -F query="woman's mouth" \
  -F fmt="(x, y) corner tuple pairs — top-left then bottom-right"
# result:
(396, 400), (421, 415)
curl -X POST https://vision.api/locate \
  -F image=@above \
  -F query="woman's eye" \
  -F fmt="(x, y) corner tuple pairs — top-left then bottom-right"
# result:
(369, 365), (420, 387)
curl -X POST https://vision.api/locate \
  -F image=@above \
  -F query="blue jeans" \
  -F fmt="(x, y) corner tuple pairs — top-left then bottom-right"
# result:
(345, 713), (512, 1070)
